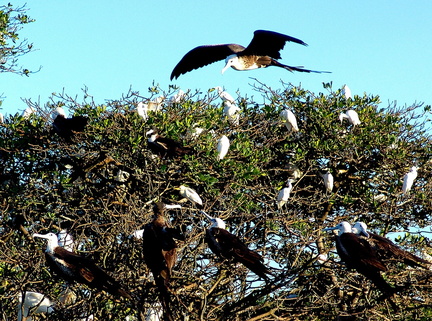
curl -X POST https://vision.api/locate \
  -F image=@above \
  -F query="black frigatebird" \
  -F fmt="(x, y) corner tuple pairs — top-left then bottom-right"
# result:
(146, 128), (194, 158)
(352, 222), (431, 269)
(200, 210), (272, 281)
(141, 202), (184, 321)
(33, 232), (132, 299)
(324, 222), (396, 295)
(52, 107), (88, 139)
(170, 30), (329, 80)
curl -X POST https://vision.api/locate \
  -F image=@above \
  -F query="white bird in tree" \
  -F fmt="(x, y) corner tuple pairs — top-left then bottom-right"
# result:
(22, 106), (36, 119)
(277, 179), (293, 208)
(176, 185), (203, 206)
(137, 102), (149, 121)
(167, 89), (185, 104)
(217, 135), (230, 160)
(279, 108), (299, 132)
(0, 112), (4, 123)
(214, 86), (236, 104)
(339, 110), (361, 127)
(402, 166), (418, 195)
(17, 291), (55, 321)
(322, 172), (334, 193)
(342, 85), (352, 99)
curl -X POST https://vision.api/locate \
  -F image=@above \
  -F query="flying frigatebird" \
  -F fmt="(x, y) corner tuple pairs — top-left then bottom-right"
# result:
(33, 232), (132, 299)
(52, 107), (88, 139)
(352, 221), (431, 269)
(170, 30), (329, 80)
(324, 222), (396, 295)
(146, 128), (194, 158)
(141, 202), (184, 321)
(200, 210), (272, 281)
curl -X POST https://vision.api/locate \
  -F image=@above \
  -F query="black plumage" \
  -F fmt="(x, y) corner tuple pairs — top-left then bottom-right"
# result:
(171, 30), (329, 80)
(146, 128), (194, 158)
(33, 232), (131, 299)
(201, 211), (272, 281)
(142, 202), (183, 321)
(52, 113), (88, 139)
(326, 222), (396, 295)
(353, 222), (431, 269)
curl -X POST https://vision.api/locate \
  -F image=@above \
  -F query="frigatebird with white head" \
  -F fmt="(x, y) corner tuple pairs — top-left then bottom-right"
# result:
(52, 107), (88, 139)
(324, 221), (396, 295)
(170, 30), (329, 80)
(146, 128), (194, 158)
(352, 221), (431, 269)
(33, 232), (132, 299)
(200, 210), (272, 281)
(141, 202), (184, 321)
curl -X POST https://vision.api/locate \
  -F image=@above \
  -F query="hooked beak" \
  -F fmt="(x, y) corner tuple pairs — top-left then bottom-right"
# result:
(200, 210), (213, 221)
(323, 226), (338, 232)
(33, 233), (49, 239)
(221, 61), (232, 74)
(165, 204), (182, 210)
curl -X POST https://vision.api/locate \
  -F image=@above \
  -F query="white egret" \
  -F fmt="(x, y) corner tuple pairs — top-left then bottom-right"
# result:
(342, 85), (352, 99)
(217, 135), (230, 160)
(322, 172), (334, 193)
(0, 112), (3, 123)
(402, 166), (418, 195)
(177, 185), (203, 206)
(339, 110), (361, 127)
(17, 291), (55, 321)
(276, 179), (293, 208)
(279, 108), (299, 132)
(214, 86), (236, 104)
(137, 102), (149, 121)
(22, 107), (35, 119)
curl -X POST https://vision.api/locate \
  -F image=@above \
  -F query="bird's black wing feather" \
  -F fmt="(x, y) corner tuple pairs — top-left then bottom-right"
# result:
(241, 30), (307, 59)
(170, 44), (245, 80)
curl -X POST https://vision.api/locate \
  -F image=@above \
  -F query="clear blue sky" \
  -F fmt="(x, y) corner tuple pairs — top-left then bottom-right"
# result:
(1, 0), (432, 116)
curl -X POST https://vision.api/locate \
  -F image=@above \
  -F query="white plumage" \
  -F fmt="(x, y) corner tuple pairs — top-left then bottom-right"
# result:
(214, 86), (235, 104)
(339, 110), (361, 126)
(17, 291), (55, 321)
(322, 172), (334, 193)
(217, 135), (230, 160)
(137, 102), (149, 121)
(342, 85), (352, 99)
(279, 108), (299, 132)
(276, 180), (293, 208)
(22, 107), (35, 119)
(0, 112), (4, 123)
(402, 166), (418, 195)
(178, 185), (203, 205)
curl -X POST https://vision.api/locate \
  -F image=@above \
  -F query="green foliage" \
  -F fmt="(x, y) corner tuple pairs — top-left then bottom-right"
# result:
(0, 83), (431, 320)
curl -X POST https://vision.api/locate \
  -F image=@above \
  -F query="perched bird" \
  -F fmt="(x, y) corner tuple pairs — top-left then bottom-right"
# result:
(322, 172), (334, 193)
(223, 101), (241, 125)
(402, 166), (418, 195)
(141, 202), (184, 321)
(200, 211), (272, 281)
(339, 110), (361, 127)
(176, 185), (203, 206)
(214, 86), (236, 104)
(342, 85), (352, 99)
(277, 179), (293, 208)
(0, 112), (4, 123)
(170, 30), (329, 80)
(52, 107), (88, 139)
(324, 222), (395, 295)
(33, 232), (132, 299)
(146, 128), (194, 158)
(17, 291), (55, 321)
(22, 106), (36, 119)
(217, 135), (230, 160)
(167, 89), (185, 104)
(137, 102), (149, 121)
(279, 108), (299, 132)
(352, 222), (431, 269)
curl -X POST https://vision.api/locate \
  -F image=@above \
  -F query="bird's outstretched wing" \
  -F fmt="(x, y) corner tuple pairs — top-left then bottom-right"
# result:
(170, 44), (245, 80)
(241, 30), (307, 59)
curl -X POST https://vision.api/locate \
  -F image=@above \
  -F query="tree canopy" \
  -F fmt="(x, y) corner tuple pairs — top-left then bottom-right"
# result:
(0, 82), (431, 320)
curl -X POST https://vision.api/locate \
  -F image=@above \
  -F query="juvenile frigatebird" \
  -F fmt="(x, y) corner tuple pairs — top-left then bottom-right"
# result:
(324, 222), (396, 295)
(146, 128), (194, 158)
(200, 211), (272, 281)
(52, 107), (88, 139)
(170, 30), (329, 80)
(141, 202), (184, 321)
(33, 232), (131, 299)
(352, 222), (431, 269)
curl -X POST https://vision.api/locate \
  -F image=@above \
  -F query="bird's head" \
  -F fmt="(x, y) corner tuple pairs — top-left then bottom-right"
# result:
(221, 54), (239, 74)
(200, 210), (226, 229)
(33, 232), (59, 253)
(145, 128), (158, 142)
(352, 222), (369, 237)
(323, 221), (352, 236)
